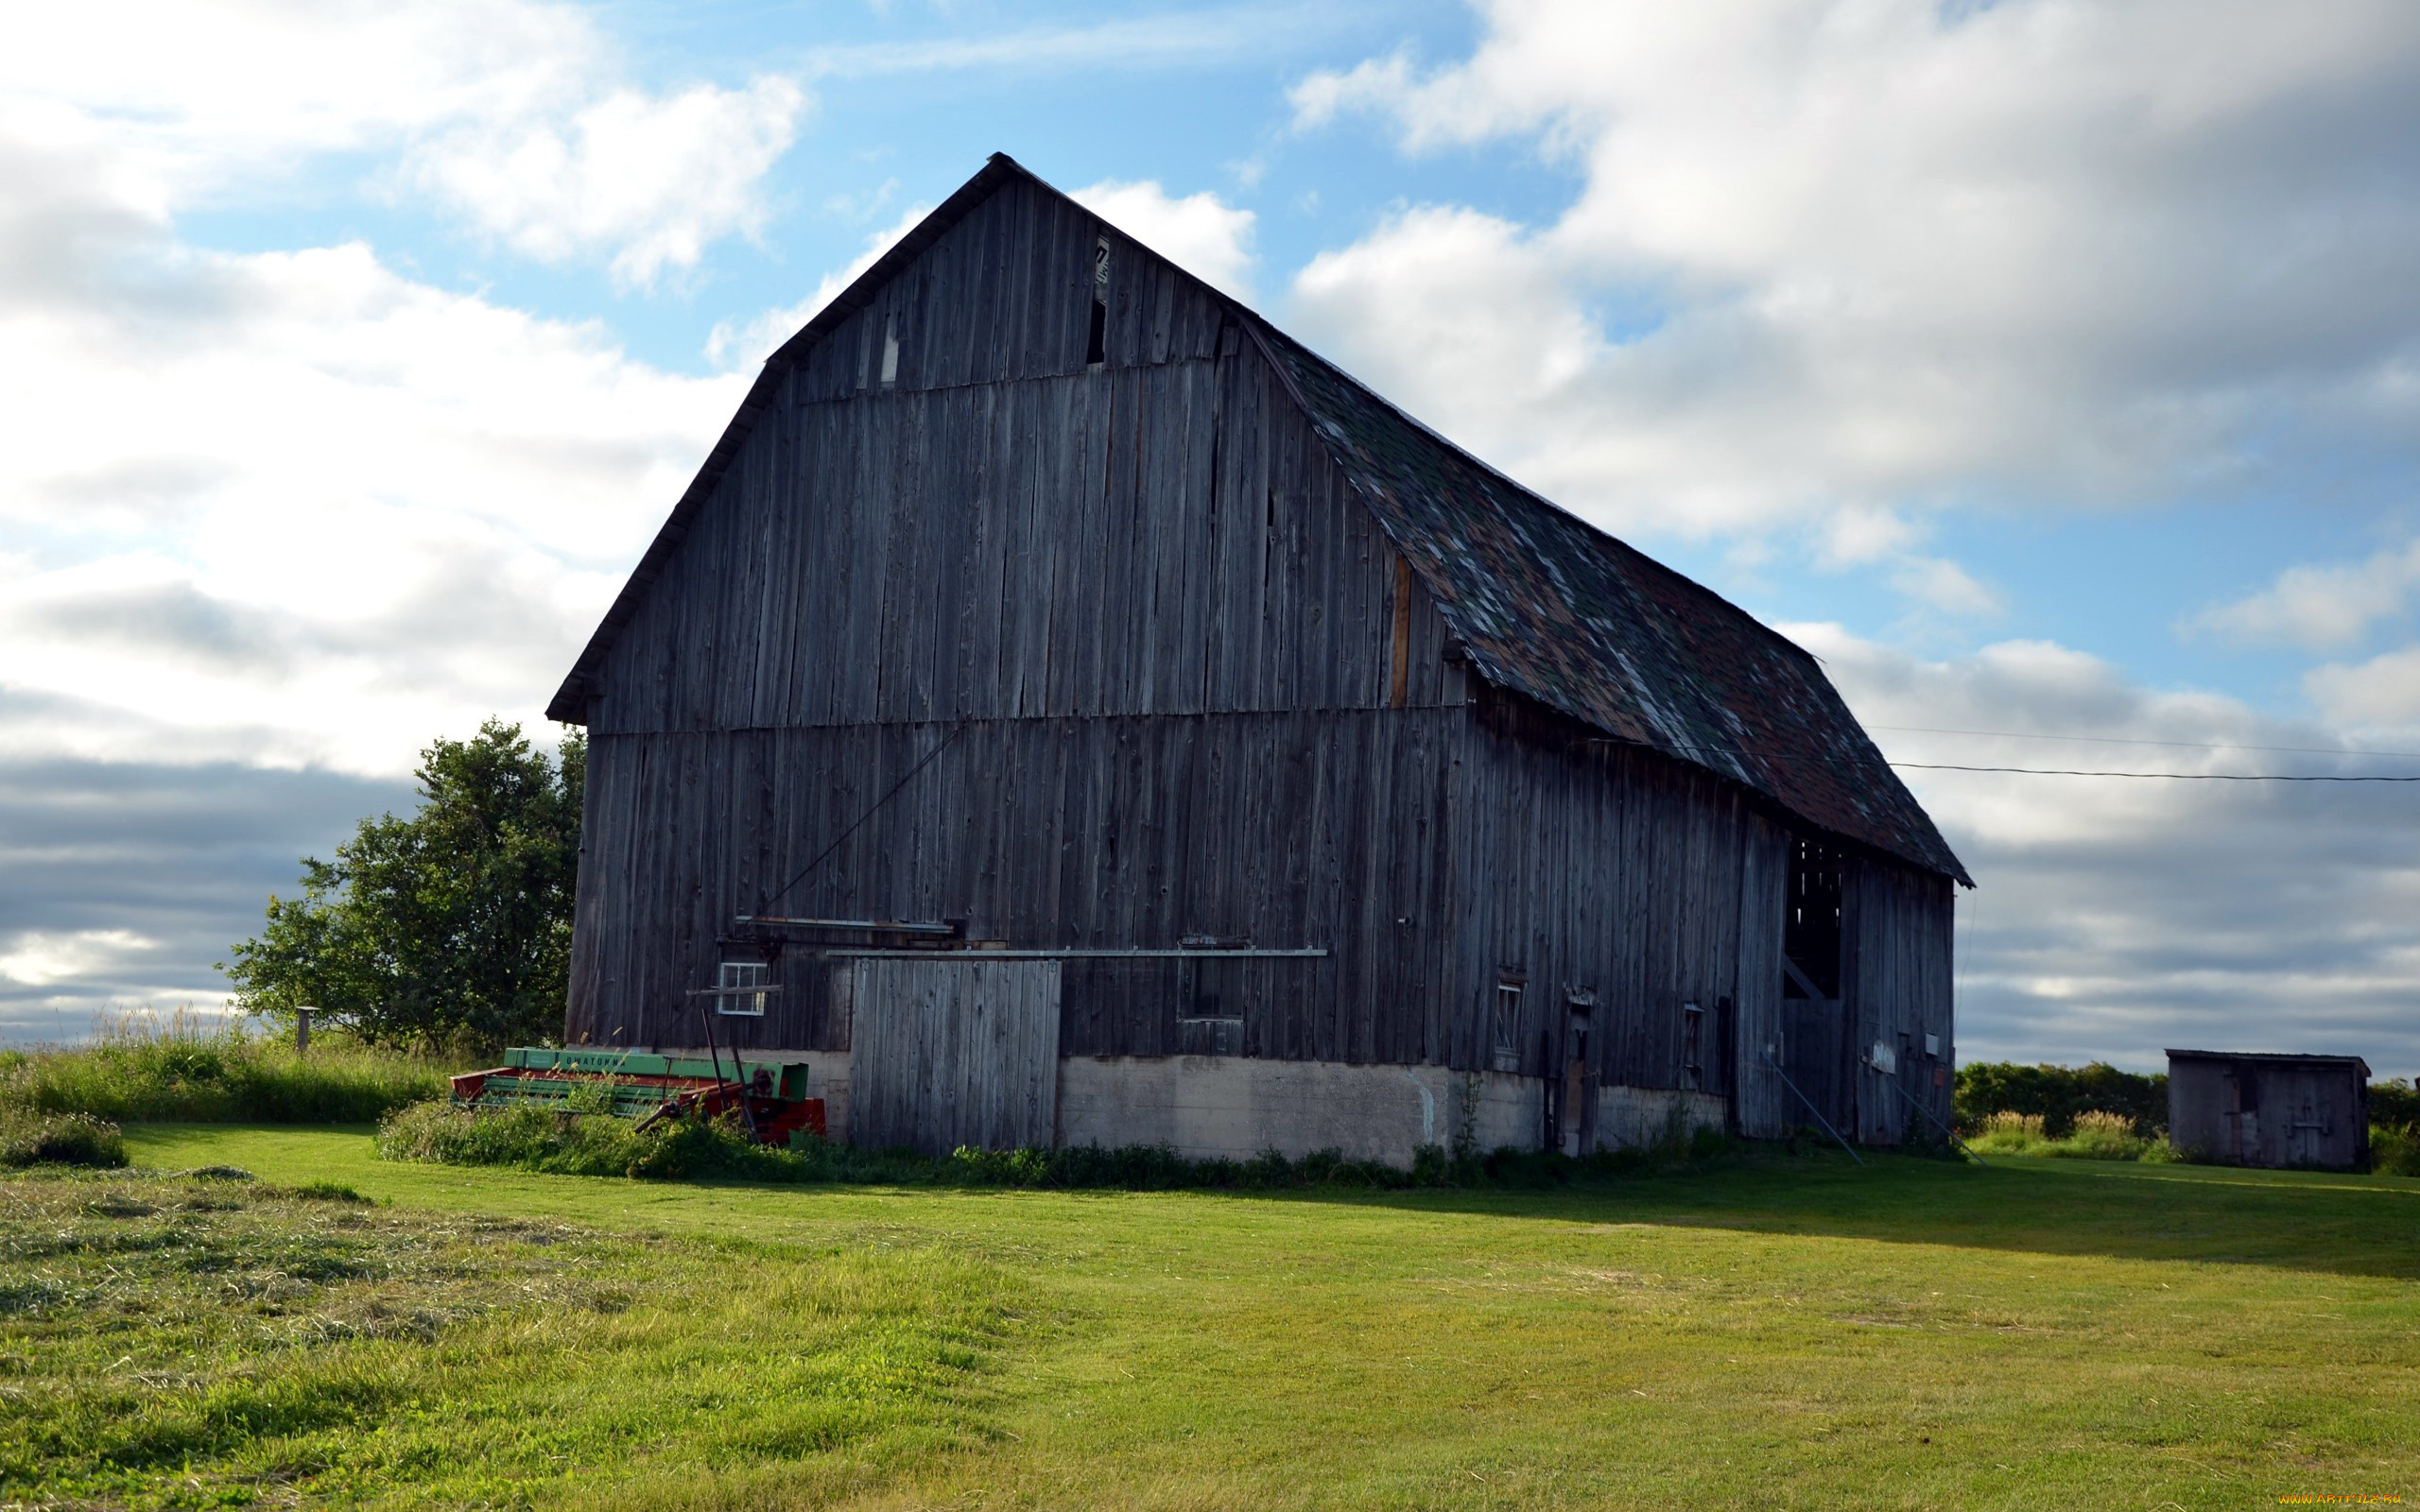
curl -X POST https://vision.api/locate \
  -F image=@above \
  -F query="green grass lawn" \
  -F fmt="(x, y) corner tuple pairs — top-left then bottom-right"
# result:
(4, 1126), (2412, 1509)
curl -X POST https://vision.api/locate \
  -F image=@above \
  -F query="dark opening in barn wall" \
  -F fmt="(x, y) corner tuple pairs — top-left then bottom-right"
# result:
(1783, 838), (1844, 1001)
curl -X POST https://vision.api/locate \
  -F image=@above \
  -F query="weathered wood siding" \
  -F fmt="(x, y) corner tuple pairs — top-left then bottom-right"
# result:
(2167, 1056), (2368, 1171)
(566, 172), (1474, 1069)
(1844, 859), (1957, 1143)
(1447, 686), (1954, 1132)
(1730, 812), (1794, 1137)
(1450, 689), (1756, 1089)
(568, 708), (1462, 1064)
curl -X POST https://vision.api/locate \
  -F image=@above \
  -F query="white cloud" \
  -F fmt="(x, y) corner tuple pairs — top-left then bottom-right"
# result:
(1810, 507), (2000, 618)
(1794, 625), (2420, 1074)
(1072, 179), (1259, 300)
(1289, 203), (1624, 487)
(1288, 48), (1417, 134)
(1286, 1), (2420, 554)
(799, 6), (1345, 81)
(402, 76), (807, 288)
(2305, 646), (2420, 730)
(0, 930), (156, 989)
(1887, 558), (2002, 619)
(2194, 538), (2420, 650)
(1816, 507), (1920, 569)
(0, 231), (744, 775)
(1, 0), (807, 284)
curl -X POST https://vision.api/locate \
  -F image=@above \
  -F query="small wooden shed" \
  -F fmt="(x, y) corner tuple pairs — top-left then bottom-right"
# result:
(2166, 1050), (2371, 1171)
(547, 153), (1972, 1161)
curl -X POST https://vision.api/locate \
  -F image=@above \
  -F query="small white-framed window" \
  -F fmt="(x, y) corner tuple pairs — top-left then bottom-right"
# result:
(880, 314), (900, 386)
(1681, 1001), (1705, 1091)
(717, 959), (769, 1017)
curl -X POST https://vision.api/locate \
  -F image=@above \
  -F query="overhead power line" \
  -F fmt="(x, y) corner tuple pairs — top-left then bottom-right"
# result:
(1868, 724), (2420, 760)
(1889, 762), (2420, 782)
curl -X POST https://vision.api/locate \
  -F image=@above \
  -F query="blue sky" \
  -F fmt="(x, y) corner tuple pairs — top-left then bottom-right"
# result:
(6, 0), (2420, 1074)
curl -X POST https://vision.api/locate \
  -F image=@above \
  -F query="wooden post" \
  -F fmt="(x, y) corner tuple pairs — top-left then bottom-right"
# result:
(295, 1007), (314, 1054)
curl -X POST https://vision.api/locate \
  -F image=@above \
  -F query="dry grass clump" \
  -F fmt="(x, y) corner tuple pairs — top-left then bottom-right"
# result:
(1968, 1108), (2169, 1161)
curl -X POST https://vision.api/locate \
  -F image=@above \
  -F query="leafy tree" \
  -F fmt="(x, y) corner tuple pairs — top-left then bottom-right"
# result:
(1953, 1060), (2169, 1138)
(2372, 1078), (2419, 1131)
(223, 721), (584, 1051)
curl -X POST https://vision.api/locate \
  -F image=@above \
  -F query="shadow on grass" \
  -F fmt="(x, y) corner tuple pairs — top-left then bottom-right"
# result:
(1279, 1148), (2420, 1280)
(520, 1143), (2420, 1281)
(132, 1120), (2420, 1281)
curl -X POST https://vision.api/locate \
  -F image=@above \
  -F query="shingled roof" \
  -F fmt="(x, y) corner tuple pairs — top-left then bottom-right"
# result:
(551, 153), (1969, 885)
(1246, 322), (1970, 885)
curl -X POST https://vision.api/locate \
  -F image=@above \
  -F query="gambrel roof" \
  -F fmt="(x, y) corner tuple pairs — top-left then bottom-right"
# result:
(550, 154), (1969, 885)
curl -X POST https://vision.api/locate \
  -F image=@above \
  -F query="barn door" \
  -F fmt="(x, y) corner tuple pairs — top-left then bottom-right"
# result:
(847, 959), (1062, 1155)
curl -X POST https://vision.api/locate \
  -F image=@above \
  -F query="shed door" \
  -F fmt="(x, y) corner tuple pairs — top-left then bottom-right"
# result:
(847, 959), (1062, 1155)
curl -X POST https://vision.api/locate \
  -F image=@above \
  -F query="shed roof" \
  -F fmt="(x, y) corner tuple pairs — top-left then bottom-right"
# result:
(549, 153), (1969, 885)
(2167, 1050), (2373, 1074)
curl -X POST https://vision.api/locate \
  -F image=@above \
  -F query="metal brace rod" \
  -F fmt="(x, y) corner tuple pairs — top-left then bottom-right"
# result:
(1889, 1075), (1985, 1165)
(1761, 1048), (1863, 1165)
(818, 948), (1329, 959)
(734, 916), (958, 934)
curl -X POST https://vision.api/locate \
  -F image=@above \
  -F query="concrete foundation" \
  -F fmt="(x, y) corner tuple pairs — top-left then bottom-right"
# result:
(1055, 1057), (1720, 1165)
(657, 1046), (1721, 1167)
(1597, 1085), (1728, 1149)
(1059, 1057), (1500, 1164)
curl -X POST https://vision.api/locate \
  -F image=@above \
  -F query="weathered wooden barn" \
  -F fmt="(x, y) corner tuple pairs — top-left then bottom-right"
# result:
(546, 154), (1972, 1161)
(2166, 1050), (2371, 1171)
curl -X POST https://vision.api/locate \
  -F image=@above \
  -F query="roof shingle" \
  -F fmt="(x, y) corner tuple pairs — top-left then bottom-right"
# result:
(1246, 320), (1969, 884)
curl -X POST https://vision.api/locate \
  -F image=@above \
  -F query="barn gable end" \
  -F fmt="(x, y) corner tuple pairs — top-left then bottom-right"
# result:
(570, 169), (1460, 739)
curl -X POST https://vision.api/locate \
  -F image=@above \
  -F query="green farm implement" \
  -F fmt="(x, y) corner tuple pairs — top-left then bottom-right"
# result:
(451, 1046), (826, 1144)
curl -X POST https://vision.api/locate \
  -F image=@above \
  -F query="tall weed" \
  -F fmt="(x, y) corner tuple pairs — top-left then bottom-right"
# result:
(2372, 1124), (2420, 1177)
(1, 1006), (453, 1125)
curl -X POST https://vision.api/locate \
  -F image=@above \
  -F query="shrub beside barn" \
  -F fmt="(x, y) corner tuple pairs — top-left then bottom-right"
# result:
(545, 155), (1971, 1161)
